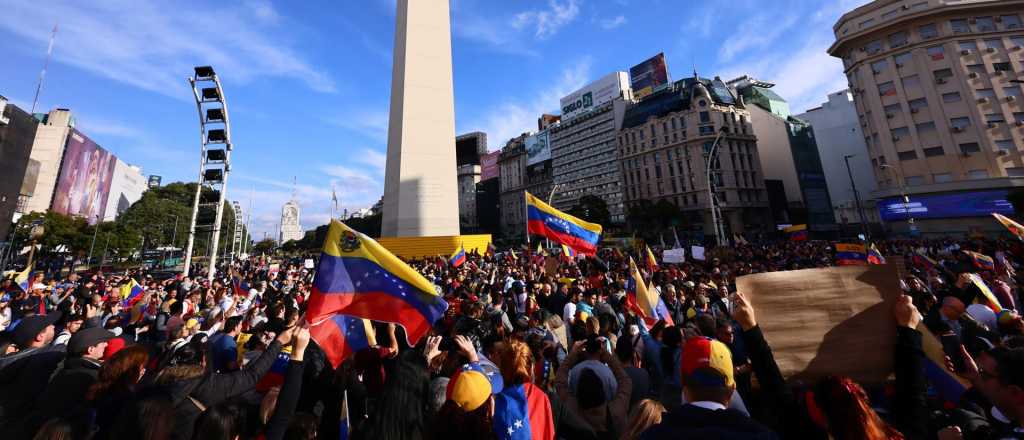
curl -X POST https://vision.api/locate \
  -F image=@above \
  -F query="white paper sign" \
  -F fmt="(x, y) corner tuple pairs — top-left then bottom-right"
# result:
(304, 259), (315, 269)
(691, 245), (705, 261)
(663, 248), (685, 263)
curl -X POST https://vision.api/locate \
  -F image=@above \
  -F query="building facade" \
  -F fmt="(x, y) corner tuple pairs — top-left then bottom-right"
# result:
(21, 108), (74, 215)
(618, 76), (770, 237)
(797, 90), (882, 226)
(830, 0), (1024, 235)
(498, 135), (528, 240)
(729, 76), (837, 232)
(455, 132), (487, 233)
(279, 200), (303, 243)
(0, 97), (39, 239)
(549, 72), (631, 224)
(103, 160), (147, 221)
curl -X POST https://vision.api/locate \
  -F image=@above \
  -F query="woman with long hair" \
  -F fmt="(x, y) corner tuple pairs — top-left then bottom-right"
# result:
(88, 345), (150, 440)
(807, 376), (904, 440)
(620, 399), (665, 440)
(354, 349), (433, 440)
(493, 339), (555, 440)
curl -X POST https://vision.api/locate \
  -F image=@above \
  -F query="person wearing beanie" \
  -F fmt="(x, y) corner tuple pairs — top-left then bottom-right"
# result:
(0, 312), (66, 425)
(557, 334), (632, 438)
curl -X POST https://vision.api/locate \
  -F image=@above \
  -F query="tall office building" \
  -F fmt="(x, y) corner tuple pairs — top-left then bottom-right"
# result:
(797, 90), (881, 226)
(829, 0), (1024, 234)
(498, 134), (529, 239)
(455, 132), (487, 232)
(549, 72), (631, 223)
(21, 108), (74, 215)
(729, 76), (837, 232)
(619, 75), (770, 235)
(0, 97), (39, 239)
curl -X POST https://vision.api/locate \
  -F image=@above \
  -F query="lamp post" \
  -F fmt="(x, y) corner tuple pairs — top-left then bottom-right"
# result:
(704, 128), (728, 246)
(879, 164), (915, 236)
(843, 155), (870, 241)
(87, 214), (100, 268)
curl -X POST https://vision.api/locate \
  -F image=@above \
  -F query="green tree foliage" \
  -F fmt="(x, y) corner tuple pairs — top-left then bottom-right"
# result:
(568, 195), (611, 228)
(346, 214), (382, 238)
(252, 238), (277, 254)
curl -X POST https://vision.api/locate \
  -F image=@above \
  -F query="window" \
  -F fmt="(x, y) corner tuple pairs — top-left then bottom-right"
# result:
(960, 142), (981, 154)
(884, 103), (902, 115)
(976, 17), (995, 32)
(951, 19), (970, 33)
(996, 140), (1015, 151)
(923, 146), (945, 157)
(933, 68), (954, 82)
(670, 118), (677, 130)
(994, 62), (1013, 73)
(933, 173), (953, 183)
(951, 117), (972, 129)
(968, 169), (988, 179)
(906, 175), (925, 186)
(1013, 36), (1024, 48)
(699, 126), (715, 136)
(889, 31), (909, 48)
(1006, 87), (1024, 99)
(1016, 112), (1024, 123)
(919, 23), (938, 39)
(865, 39), (883, 54)
(927, 45), (945, 61)
(967, 64), (987, 77)
(916, 122), (936, 133)
(859, 18), (875, 29)
(987, 113), (1006, 124)
(959, 40), (978, 52)
(882, 9), (899, 20)
(977, 88), (996, 99)
(1007, 168), (1024, 178)
(943, 92), (962, 103)
(878, 81), (897, 96)
(871, 59), (889, 74)
(902, 75), (921, 89)
(699, 112), (710, 123)
(909, 98), (928, 112)
(898, 150), (918, 161)
(1004, 15), (1022, 29)
(982, 38), (1003, 50)
(891, 127), (910, 138)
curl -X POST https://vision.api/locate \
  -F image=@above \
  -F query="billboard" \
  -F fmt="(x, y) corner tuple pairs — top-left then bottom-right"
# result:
(51, 129), (117, 223)
(148, 175), (162, 188)
(629, 52), (670, 100)
(560, 71), (630, 120)
(104, 160), (147, 221)
(526, 131), (550, 166)
(480, 151), (500, 181)
(878, 190), (1013, 221)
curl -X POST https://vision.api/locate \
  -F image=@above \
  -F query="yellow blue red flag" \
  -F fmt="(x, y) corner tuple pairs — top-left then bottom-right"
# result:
(561, 244), (575, 258)
(120, 279), (145, 307)
(306, 220), (447, 352)
(964, 250), (995, 271)
(449, 244), (467, 268)
(835, 243), (868, 266)
(784, 224), (808, 241)
(525, 191), (602, 255)
(14, 266), (36, 292)
(993, 213), (1024, 240)
(867, 244), (886, 265)
(644, 246), (658, 270)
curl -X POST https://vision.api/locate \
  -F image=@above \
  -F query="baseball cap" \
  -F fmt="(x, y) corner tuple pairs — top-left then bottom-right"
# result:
(681, 336), (735, 387)
(68, 327), (116, 355)
(11, 311), (62, 348)
(446, 361), (504, 411)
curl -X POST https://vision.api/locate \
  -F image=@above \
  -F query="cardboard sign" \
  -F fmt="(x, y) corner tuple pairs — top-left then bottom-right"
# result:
(690, 245), (705, 261)
(544, 256), (560, 277)
(735, 265), (901, 385)
(663, 248), (685, 263)
(304, 259), (315, 269)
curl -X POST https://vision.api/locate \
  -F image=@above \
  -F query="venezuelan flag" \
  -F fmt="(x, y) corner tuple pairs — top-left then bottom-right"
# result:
(310, 314), (376, 368)
(493, 382), (555, 440)
(968, 273), (1003, 313)
(784, 224), (808, 241)
(232, 276), (251, 298)
(867, 244), (886, 265)
(256, 347), (293, 392)
(645, 246), (658, 270)
(835, 243), (868, 266)
(993, 213), (1024, 240)
(486, 242), (496, 256)
(626, 257), (673, 329)
(449, 244), (467, 268)
(918, 323), (970, 404)
(911, 250), (938, 273)
(14, 267), (37, 292)
(561, 244), (575, 258)
(120, 279), (145, 307)
(964, 250), (995, 271)
(525, 191), (602, 255)
(305, 220), (447, 349)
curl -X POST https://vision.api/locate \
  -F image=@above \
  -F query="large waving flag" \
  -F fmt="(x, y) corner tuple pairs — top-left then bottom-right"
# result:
(493, 382), (555, 440)
(644, 246), (659, 271)
(835, 243), (868, 266)
(964, 250), (995, 271)
(968, 273), (1003, 313)
(867, 244), (886, 265)
(232, 276), (251, 298)
(310, 314), (376, 368)
(625, 257), (673, 329)
(918, 322), (970, 404)
(14, 267), (36, 292)
(993, 213), (1024, 240)
(306, 220), (447, 355)
(120, 279), (145, 307)
(524, 191), (602, 255)
(784, 224), (808, 241)
(449, 244), (467, 268)
(911, 250), (938, 273)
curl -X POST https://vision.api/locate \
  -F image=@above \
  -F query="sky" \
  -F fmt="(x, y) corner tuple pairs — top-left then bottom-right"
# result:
(0, 0), (871, 240)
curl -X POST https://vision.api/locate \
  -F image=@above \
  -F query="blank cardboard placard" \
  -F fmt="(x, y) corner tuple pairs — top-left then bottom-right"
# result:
(735, 265), (901, 385)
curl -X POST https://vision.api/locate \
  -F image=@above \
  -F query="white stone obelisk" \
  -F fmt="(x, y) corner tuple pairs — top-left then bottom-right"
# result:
(381, 0), (460, 237)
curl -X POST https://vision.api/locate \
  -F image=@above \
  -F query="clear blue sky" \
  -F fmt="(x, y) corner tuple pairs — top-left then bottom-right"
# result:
(0, 0), (868, 239)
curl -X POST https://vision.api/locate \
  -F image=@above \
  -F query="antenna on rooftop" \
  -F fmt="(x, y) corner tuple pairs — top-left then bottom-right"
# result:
(31, 24), (58, 114)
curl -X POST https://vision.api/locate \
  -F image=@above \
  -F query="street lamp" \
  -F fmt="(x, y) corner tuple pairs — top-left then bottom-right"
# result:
(704, 128), (729, 246)
(843, 155), (870, 241)
(879, 164), (916, 235)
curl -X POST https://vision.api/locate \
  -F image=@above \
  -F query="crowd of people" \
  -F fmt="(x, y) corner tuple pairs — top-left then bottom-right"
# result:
(1, 235), (1024, 440)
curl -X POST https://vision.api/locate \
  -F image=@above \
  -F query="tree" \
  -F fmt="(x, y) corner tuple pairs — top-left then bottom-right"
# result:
(346, 214), (382, 238)
(568, 195), (611, 227)
(252, 238), (277, 255)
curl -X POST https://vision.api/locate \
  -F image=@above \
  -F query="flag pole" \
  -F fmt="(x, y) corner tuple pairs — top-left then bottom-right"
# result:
(523, 192), (531, 247)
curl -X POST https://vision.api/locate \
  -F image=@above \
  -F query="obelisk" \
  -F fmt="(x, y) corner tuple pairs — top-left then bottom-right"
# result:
(381, 0), (460, 237)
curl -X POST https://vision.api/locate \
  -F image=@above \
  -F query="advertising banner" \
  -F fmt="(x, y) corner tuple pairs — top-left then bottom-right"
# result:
(480, 151), (500, 181)
(526, 131), (550, 166)
(878, 190), (1013, 221)
(629, 52), (670, 100)
(51, 129), (117, 224)
(560, 71), (629, 120)
(148, 175), (162, 188)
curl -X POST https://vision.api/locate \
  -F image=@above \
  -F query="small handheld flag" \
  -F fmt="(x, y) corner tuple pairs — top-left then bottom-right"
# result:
(309, 314), (376, 368)
(14, 267), (36, 292)
(784, 224), (808, 241)
(561, 244), (576, 259)
(120, 279), (145, 307)
(964, 250), (994, 271)
(968, 273), (1003, 313)
(993, 213), (1024, 240)
(867, 244), (886, 265)
(644, 246), (658, 270)
(835, 243), (868, 266)
(449, 244), (467, 268)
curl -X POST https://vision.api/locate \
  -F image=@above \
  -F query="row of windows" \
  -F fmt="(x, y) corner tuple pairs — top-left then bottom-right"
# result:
(854, 14), (1022, 60)
(878, 167), (1024, 189)
(868, 36), (1024, 76)
(875, 61), (1022, 97)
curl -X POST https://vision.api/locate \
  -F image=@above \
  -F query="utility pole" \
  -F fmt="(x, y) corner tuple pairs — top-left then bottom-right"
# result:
(844, 155), (870, 241)
(705, 129), (728, 246)
(87, 215), (100, 268)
